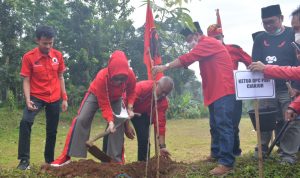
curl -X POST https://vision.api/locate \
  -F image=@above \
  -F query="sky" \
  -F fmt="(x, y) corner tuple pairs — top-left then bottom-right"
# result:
(129, 0), (298, 81)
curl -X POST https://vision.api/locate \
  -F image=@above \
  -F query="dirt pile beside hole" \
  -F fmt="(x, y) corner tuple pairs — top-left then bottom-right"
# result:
(40, 156), (188, 178)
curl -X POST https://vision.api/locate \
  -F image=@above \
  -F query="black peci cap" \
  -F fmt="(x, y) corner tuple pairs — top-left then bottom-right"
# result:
(261, 4), (282, 19)
(179, 22), (203, 37)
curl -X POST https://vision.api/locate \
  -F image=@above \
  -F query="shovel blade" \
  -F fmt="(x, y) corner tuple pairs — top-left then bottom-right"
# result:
(87, 145), (113, 162)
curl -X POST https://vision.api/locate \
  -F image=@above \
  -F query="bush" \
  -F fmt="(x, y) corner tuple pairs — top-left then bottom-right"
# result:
(6, 90), (16, 112)
(167, 93), (208, 119)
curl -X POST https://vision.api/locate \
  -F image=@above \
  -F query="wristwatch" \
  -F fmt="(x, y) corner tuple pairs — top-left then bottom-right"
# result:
(164, 63), (170, 69)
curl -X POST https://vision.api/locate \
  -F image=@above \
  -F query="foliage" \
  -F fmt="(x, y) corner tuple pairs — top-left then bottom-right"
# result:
(162, 0), (194, 7)
(0, 0), (202, 110)
(167, 92), (208, 119)
(6, 90), (16, 112)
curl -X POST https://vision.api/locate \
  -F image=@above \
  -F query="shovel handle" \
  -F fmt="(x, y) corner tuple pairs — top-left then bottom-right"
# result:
(134, 112), (141, 117)
(86, 118), (129, 147)
(86, 130), (110, 147)
(267, 121), (290, 157)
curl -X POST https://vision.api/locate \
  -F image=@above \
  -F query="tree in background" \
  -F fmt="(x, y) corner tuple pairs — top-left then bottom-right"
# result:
(0, 0), (204, 119)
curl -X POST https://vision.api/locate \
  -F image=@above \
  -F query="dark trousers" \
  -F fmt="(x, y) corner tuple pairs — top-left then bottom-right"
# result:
(233, 100), (242, 156)
(131, 113), (150, 161)
(18, 96), (60, 163)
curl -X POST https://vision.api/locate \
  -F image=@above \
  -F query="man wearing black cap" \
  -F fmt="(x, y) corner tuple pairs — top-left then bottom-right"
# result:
(251, 4), (299, 164)
(249, 5), (300, 163)
(153, 22), (236, 176)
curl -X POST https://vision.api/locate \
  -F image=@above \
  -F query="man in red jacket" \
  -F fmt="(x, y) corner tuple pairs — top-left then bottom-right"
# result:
(124, 76), (174, 161)
(51, 50), (136, 166)
(17, 26), (68, 170)
(207, 23), (252, 157)
(153, 22), (236, 176)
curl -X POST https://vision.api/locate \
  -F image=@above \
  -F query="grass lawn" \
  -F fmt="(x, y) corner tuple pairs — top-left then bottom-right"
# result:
(0, 107), (299, 177)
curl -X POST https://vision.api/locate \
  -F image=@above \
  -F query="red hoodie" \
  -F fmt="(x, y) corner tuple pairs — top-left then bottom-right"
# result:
(88, 50), (136, 122)
(133, 80), (168, 136)
(263, 65), (300, 114)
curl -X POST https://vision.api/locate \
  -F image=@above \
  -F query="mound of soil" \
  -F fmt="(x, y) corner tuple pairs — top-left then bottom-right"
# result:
(40, 157), (188, 178)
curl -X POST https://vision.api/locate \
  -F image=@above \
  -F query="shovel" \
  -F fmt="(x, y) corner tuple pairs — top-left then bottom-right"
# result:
(86, 120), (126, 162)
(86, 102), (130, 162)
(266, 121), (290, 157)
(86, 107), (141, 162)
(86, 129), (113, 162)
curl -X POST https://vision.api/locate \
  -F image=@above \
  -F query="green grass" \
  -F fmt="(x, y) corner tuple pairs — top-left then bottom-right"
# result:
(0, 107), (300, 177)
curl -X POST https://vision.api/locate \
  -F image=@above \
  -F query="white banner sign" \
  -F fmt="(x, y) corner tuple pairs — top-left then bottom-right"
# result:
(234, 70), (275, 100)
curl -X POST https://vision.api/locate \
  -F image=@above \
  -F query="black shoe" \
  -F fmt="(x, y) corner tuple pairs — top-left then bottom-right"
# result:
(17, 159), (30, 170)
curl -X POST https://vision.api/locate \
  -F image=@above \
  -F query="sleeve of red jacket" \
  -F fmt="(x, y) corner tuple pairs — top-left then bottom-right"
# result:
(94, 76), (114, 123)
(264, 65), (300, 81)
(289, 96), (300, 114)
(125, 69), (136, 106)
(233, 46), (252, 67)
(152, 98), (168, 136)
(179, 37), (226, 68)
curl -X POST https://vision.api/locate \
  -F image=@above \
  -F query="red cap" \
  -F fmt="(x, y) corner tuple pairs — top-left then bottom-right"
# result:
(207, 24), (223, 37)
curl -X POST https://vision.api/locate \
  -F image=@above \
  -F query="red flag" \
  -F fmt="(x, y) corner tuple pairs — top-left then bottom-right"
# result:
(144, 1), (163, 80)
(216, 9), (222, 28)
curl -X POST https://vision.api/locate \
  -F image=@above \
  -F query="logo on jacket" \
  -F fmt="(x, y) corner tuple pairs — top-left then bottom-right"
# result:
(277, 41), (286, 48)
(263, 40), (270, 47)
(265, 56), (277, 64)
(52, 57), (58, 63)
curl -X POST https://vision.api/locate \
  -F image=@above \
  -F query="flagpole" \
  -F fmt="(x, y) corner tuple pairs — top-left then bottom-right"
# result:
(146, 74), (154, 178)
(254, 99), (264, 178)
(216, 9), (222, 28)
(145, 47), (161, 178)
(145, 0), (152, 175)
(144, 1), (160, 177)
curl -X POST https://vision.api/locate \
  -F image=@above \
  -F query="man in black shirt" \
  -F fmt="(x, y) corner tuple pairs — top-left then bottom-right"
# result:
(252, 4), (300, 164)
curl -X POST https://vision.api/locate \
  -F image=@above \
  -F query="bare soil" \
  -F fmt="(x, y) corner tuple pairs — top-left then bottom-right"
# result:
(40, 156), (189, 178)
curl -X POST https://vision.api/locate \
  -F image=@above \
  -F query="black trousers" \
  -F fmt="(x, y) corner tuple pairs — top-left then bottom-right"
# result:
(131, 113), (151, 161)
(18, 96), (60, 163)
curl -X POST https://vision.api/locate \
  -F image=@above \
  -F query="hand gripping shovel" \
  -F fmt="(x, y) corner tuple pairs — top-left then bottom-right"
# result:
(86, 100), (140, 162)
(86, 129), (113, 162)
(86, 104), (131, 162)
(85, 119), (128, 162)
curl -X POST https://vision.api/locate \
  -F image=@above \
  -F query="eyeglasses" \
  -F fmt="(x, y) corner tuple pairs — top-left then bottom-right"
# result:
(112, 76), (127, 82)
(262, 17), (280, 26)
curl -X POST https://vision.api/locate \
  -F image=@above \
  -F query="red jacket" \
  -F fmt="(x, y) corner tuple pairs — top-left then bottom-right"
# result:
(88, 51), (136, 122)
(179, 36), (235, 106)
(20, 47), (66, 103)
(264, 65), (300, 113)
(133, 80), (168, 136)
(225, 44), (252, 70)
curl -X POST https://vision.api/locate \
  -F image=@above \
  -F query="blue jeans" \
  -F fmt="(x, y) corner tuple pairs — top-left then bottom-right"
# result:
(209, 94), (235, 167)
